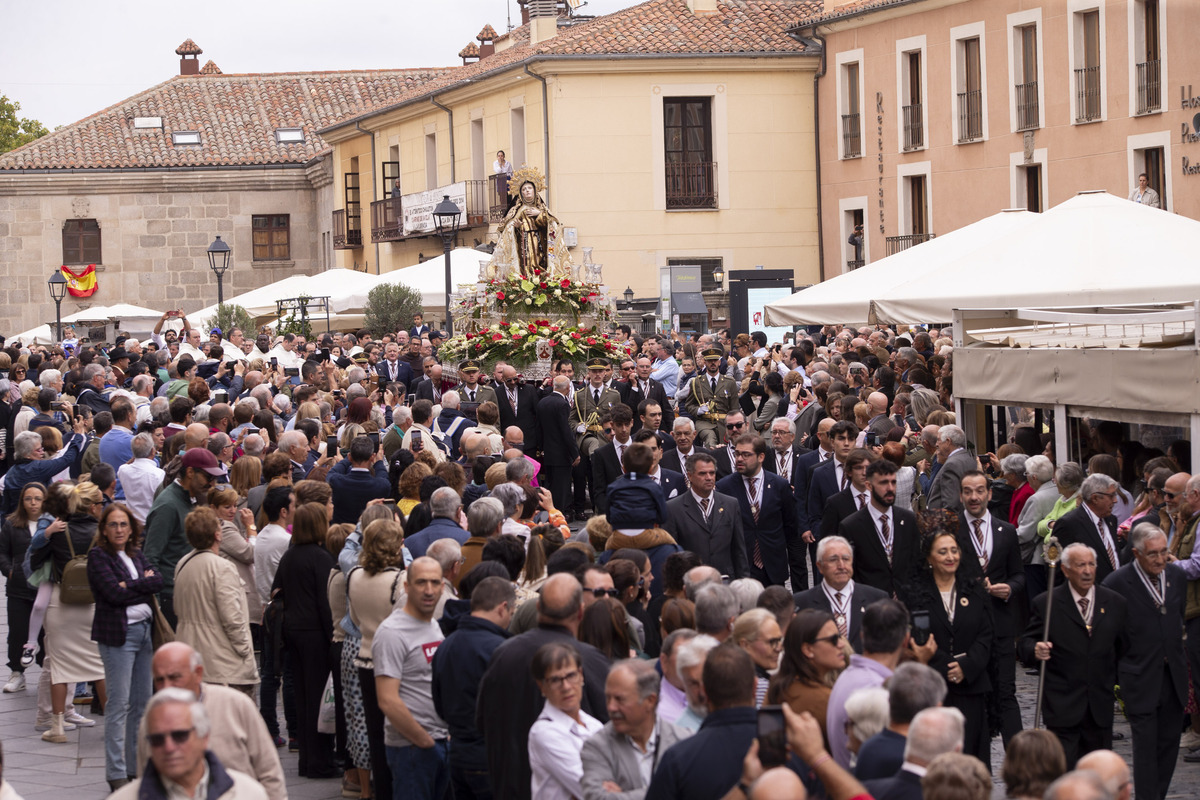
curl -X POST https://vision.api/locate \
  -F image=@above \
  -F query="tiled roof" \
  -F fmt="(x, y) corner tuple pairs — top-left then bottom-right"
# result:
(477, 24), (499, 41)
(791, 0), (918, 27)
(459, 42), (480, 59)
(175, 39), (203, 56)
(331, 0), (819, 129)
(199, 60), (223, 75)
(0, 68), (453, 171)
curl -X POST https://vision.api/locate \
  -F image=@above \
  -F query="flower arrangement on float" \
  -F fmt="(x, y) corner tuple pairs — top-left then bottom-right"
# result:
(440, 318), (632, 365)
(455, 272), (613, 323)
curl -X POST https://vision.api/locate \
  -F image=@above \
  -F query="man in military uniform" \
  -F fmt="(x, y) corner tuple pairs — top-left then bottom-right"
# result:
(684, 347), (740, 447)
(571, 357), (622, 459)
(457, 360), (497, 406)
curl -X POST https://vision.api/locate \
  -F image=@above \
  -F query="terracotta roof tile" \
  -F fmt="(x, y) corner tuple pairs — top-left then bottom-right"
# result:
(175, 38), (203, 56)
(0, 68), (453, 171)
(477, 24), (499, 41)
(459, 42), (481, 58)
(199, 60), (223, 75)
(791, 0), (916, 26)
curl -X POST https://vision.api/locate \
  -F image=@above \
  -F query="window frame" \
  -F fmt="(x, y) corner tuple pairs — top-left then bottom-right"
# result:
(663, 95), (717, 210)
(835, 49), (865, 160)
(62, 219), (102, 266)
(1007, 9), (1045, 132)
(251, 214), (291, 262)
(895, 36), (928, 153)
(950, 22), (988, 144)
(1127, 0), (1167, 116)
(1068, 1), (1107, 124)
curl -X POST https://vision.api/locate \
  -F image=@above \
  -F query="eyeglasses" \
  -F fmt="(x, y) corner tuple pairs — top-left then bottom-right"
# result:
(813, 633), (842, 647)
(589, 587), (620, 599)
(147, 728), (195, 748)
(766, 637), (784, 650)
(543, 669), (582, 688)
(726, 422), (745, 430)
(1163, 490), (1179, 499)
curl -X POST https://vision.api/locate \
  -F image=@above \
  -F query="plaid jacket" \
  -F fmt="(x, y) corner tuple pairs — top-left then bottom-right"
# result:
(87, 546), (163, 647)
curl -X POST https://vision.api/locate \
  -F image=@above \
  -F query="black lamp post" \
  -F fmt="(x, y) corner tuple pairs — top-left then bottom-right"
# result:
(207, 235), (232, 306)
(47, 271), (67, 343)
(712, 266), (725, 286)
(623, 286), (634, 309)
(432, 195), (462, 335)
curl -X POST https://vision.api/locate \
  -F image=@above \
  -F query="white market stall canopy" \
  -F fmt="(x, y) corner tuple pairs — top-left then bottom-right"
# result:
(765, 192), (1200, 327)
(13, 303), (166, 346)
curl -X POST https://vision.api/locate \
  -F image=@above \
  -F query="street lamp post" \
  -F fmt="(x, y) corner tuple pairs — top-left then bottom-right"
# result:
(432, 195), (462, 336)
(47, 271), (67, 343)
(623, 286), (634, 310)
(207, 235), (232, 306)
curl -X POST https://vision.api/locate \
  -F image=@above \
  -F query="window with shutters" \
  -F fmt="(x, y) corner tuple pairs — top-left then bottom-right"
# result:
(663, 97), (716, 209)
(62, 219), (102, 265)
(252, 215), (290, 261)
(951, 22), (987, 144)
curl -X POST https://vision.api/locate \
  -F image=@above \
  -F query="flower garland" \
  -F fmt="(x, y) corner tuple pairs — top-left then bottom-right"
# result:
(460, 274), (613, 322)
(441, 318), (632, 364)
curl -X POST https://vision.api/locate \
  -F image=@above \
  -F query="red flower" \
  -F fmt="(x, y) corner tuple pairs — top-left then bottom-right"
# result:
(465, 333), (474, 340)
(579, 296), (589, 304)
(560, 278), (571, 288)
(496, 291), (506, 300)
(539, 282), (547, 289)
(512, 333), (522, 340)
(528, 324), (538, 333)
(474, 342), (484, 350)
(586, 337), (595, 345)
(571, 332), (581, 340)
(492, 334), (503, 342)
(549, 326), (559, 332)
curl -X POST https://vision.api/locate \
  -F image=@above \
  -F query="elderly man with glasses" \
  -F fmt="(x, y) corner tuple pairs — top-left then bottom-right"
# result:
(1051, 474), (1127, 584)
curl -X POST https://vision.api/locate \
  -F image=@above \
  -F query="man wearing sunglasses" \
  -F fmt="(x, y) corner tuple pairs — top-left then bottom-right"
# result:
(114, 687), (268, 800)
(142, 449), (227, 628)
(711, 411), (746, 480)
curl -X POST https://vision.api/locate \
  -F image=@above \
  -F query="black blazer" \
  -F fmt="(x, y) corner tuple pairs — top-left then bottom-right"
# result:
(495, 384), (540, 446)
(1017, 583), (1127, 729)
(663, 490), (749, 579)
(838, 505), (919, 599)
(763, 445), (810, 490)
(954, 513), (1026, 636)
(807, 457), (845, 537)
(902, 575), (994, 697)
(819, 486), (871, 540)
(1054, 506), (1124, 583)
(661, 446), (709, 476)
(591, 441), (624, 514)
(794, 448), (830, 534)
(535, 392), (578, 468)
(377, 359), (415, 392)
(1101, 562), (1188, 714)
(658, 469), (686, 501)
(863, 769), (924, 800)
(716, 471), (799, 587)
(626, 378), (674, 433)
(414, 379), (456, 404)
(712, 444), (735, 480)
(793, 581), (888, 654)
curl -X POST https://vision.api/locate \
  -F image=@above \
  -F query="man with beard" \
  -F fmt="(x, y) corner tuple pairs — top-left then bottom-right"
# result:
(838, 459), (918, 598)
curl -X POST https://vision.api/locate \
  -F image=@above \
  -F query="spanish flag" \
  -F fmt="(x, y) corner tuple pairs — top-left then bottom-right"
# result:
(62, 264), (98, 297)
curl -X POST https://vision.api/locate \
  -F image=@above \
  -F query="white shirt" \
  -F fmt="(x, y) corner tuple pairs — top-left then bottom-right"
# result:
(528, 702), (603, 800)
(625, 724), (660, 787)
(265, 345), (303, 369)
(254, 523), (291, 607)
(1068, 583), (1096, 626)
(743, 469), (765, 509)
(117, 458), (166, 525)
(690, 489), (715, 519)
(965, 510), (993, 565)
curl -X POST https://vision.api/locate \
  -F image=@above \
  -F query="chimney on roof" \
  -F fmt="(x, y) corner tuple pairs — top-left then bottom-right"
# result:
(477, 25), (498, 58)
(459, 42), (480, 65)
(525, 0), (559, 45)
(686, 0), (719, 14)
(175, 39), (203, 76)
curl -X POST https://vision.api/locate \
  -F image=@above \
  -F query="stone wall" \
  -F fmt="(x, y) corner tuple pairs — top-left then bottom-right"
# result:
(0, 160), (334, 336)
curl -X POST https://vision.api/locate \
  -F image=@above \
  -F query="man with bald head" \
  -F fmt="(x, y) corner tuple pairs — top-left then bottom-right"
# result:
(142, 643), (285, 800)
(477, 573), (611, 800)
(866, 392), (897, 438)
(1075, 751), (1130, 800)
(1043, 770), (1115, 800)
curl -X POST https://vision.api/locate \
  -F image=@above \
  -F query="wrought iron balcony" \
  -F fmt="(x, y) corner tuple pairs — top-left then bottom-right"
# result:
(665, 161), (718, 210)
(885, 232), (935, 256)
(842, 114), (861, 158)
(1016, 81), (1039, 131)
(1074, 66), (1101, 122)
(370, 199), (403, 243)
(332, 209), (362, 250)
(1137, 60), (1161, 114)
(902, 103), (924, 150)
(957, 90), (982, 142)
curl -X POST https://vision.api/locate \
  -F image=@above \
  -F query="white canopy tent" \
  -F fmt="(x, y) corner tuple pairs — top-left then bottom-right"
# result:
(763, 208), (1039, 326)
(373, 248), (492, 308)
(13, 303), (166, 346)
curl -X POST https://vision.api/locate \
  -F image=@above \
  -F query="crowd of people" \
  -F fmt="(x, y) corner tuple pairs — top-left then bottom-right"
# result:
(0, 314), (1189, 800)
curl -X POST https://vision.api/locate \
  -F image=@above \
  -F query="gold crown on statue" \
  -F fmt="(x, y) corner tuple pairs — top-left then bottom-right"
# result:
(508, 165), (548, 199)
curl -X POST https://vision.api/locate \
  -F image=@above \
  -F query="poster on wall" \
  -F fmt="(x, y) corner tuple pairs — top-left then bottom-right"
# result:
(402, 182), (468, 235)
(746, 286), (793, 345)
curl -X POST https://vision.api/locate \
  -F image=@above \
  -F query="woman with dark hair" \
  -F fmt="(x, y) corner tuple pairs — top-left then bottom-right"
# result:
(752, 372), (786, 437)
(86, 502), (162, 790)
(900, 510), (995, 768)
(766, 608), (847, 747)
(343, 397), (374, 432)
(0, 482), (46, 695)
(578, 597), (633, 661)
(481, 534), (527, 582)
(658, 598), (695, 638)
(252, 408), (279, 446)
(271, 502), (336, 778)
(1001, 729), (1066, 800)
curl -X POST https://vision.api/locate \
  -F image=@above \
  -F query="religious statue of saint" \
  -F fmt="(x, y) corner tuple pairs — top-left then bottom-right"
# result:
(498, 180), (556, 278)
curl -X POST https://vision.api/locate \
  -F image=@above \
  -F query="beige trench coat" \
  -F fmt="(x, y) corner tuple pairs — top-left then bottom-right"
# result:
(174, 549), (259, 686)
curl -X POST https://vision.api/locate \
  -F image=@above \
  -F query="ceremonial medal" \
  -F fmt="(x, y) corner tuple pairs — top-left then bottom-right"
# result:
(835, 614), (846, 628)
(978, 556), (986, 567)
(1160, 605), (1167, 615)
(959, 597), (969, 607)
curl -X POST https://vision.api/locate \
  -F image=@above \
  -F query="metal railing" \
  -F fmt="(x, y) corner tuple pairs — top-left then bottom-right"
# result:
(1074, 66), (1101, 122)
(1016, 81), (1039, 131)
(1137, 59), (1161, 114)
(332, 209), (362, 249)
(885, 232), (935, 256)
(665, 161), (718, 209)
(902, 103), (924, 150)
(847, 259), (865, 271)
(842, 114), (861, 157)
(370, 199), (403, 243)
(957, 90), (982, 142)
(488, 174), (511, 223)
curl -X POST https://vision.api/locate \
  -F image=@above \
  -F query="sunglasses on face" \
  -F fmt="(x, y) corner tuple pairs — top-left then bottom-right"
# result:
(813, 632), (842, 647)
(147, 728), (194, 748)
(589, 587), (620, 599)
(726, 422), (744, 430)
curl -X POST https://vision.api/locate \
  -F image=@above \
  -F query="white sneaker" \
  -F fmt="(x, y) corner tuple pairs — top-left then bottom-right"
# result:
(64, 710), (95, 727)
(2, 672), (25, 693)
(34, 714), (76, 732)
(1182, 730), (1200, 751)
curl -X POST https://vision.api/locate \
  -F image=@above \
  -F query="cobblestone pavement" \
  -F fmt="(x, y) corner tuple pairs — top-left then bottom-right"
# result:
(0, 593), (1197, 798)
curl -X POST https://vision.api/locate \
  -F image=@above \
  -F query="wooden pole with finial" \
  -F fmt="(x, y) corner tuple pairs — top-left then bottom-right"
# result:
(1033, 536), (1062, 729)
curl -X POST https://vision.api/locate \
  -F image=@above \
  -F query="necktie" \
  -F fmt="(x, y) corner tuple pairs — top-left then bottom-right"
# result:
(857, 492), (866, 509)
(508, 389), (517, 412)
(747, 477), (764, 569)
(880, 513), (892, 564)
(641, 381), (648, 395)
(700, 496), (711, 519)
(973, 518), (989, 571)
(834, 592), (849, 638)
(1099, 519), (1118, 569)
(1078, 597), (1090, 620)
(710, 376), (717, 393)
(839, 465), (848, 491)
(593, 388), (601, 405)
(468, 390), (475, 402)
(616, 443), (625, 466)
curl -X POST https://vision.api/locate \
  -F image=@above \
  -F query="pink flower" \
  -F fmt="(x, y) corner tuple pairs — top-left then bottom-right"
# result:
(496, 291), (506, 300)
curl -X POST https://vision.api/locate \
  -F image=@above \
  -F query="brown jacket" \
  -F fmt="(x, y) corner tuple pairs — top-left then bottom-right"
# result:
(174, 549), (258, 686)
(1169, 512), (1200, 621)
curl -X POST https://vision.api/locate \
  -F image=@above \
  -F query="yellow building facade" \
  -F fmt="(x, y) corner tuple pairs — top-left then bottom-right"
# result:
(320, 0), (821, 330)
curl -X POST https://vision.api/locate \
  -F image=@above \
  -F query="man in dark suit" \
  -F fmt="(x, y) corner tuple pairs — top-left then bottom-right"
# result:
(807, 420), (860, 539)
(862, 708), (966, 800)
(1019, 542), (1128, 768)
(633, 428), (685, 501)
(660, 418), (708, 481)
(795, 417), (836, 576)
(1053, 474), (1126, 584)
(925, 424), (975, 512)
(710, 410), (745, 479)
(716, 434), (799, 587)
(376, 341), (414, 392)
(818, 448), (873, 540)
(663, 453), (748, 578)
(591, 404), (635, 515)
(494, 364), (539, 450)
(627, 356), (674, 433)
(793, 535), (887, 653)
(838, 458), (918, 598)
(955, 470), (1026, 746)
(1102, 523), (1187, 800)
(535, 376), (580, 517)
(865, 391), (898, 440)
(765, 416), (813, 589)
(327, 435), (391, 525)
(413, 362), (455, 404)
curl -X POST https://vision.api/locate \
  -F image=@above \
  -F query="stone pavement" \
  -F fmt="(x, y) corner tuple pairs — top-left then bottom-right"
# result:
(1, 606), (1198, 798)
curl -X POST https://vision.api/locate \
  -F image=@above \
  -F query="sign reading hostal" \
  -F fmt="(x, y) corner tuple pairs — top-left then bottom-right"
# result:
(403, 182), (468, 235)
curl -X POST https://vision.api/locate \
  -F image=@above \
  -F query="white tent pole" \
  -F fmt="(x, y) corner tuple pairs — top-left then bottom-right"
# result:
(1054, 404), (1069, 467)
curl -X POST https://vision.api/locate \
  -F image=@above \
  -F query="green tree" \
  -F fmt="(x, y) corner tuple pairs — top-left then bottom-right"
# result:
(363, 282), (424, 337)
(0, 95), (50, 155)
(204, 304), (257, 340)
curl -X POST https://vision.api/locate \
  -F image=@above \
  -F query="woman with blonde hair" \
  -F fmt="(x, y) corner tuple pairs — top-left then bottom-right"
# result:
(396, 462), (432, 517)
(208, 486), (260, 628)
(732, 608), (783, 708)
(229, 455), (262, 501)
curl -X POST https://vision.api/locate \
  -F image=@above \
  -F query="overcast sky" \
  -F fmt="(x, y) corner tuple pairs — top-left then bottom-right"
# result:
(1, 0), (640, 130)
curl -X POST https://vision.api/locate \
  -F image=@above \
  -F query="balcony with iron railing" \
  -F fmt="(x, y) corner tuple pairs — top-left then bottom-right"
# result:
(957, 90), (982, 142)
(885, 232), (935, 256)
(665, 162), (718, 210)
(370, 199), (403, 243)
(1016, 81), (1040, 131)
(332, 208), (362, 250)
(847, 260), (865, 271)
(488, 174), (512, 223)
(842, 114), (861, 158)
(1074, 66), (1101, 122)
(902, 103), (924, 150)
(1137, 59), (1161, 114)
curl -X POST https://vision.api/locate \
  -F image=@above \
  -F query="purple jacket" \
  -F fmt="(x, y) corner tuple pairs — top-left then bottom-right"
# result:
(87, 546), (163, 647)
